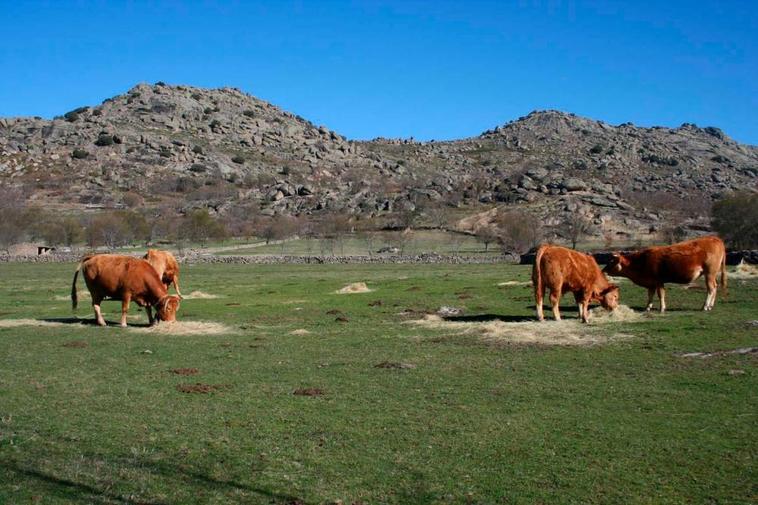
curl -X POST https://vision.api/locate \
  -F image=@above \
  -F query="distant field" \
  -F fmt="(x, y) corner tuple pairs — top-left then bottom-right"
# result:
(0, 263), (755, 504)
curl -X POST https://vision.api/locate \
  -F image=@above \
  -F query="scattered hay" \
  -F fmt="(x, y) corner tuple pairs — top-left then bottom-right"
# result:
(678, 347), (757, 359)
(375, 361), (416, 369)
(0, 319), (70, 329)
(176, 383), (229, 394)
(437, 306), (463, 317)
(408, 305), (640, 346)
(589, 304), (643, 322)
(335, 282), (372, 294)
(290, 329), (311, 335)
(62, 340), (88, 348)
(54, 290), (90, 301)
(170, 368), (199, 376)
(497, 281), (531, 287)
(730, 262), (758, 280)
(293, 387), (324, 396)
(182, 290), (220, 299)
(129, 321), (234, 336)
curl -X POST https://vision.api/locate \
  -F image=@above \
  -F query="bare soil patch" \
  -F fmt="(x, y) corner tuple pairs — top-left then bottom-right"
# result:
(375, 361), (416, 369)
(335, 316), (350, 323)
(170, 368), (199, 376)
(62, 341), (88, 348)
(408, 305), (640, 346)
(336, 282), (372, 294)
(290, 329), (311, 335)
(293, 387), (325, 396)
(176, 383), (230, 394)
(368, 300), (383, 307)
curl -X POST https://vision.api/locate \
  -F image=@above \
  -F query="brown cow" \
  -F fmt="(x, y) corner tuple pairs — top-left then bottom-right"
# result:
(532, 244), (620, 323)
(72, 254), (181, 327)
(143, 249), (182, 297)
(603, 236), (726, 312)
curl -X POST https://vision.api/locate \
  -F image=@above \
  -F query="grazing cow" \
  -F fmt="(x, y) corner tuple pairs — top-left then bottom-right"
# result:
(72, 254), (181, 327)
(603, 236), (727, 312)
(532, 244), (620, 323)
(143, 249), (182, 298)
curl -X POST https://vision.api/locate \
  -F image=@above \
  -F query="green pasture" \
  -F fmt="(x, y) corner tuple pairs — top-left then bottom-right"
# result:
(0, 262), (755, 504)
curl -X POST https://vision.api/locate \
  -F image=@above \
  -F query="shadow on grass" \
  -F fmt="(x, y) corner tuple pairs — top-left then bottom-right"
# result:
(1, 456), (309, 505)
(443, 314), (533, 323)
(40, 317), (153, 328)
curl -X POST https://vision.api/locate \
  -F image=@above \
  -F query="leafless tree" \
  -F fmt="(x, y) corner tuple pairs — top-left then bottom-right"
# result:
(562, 214), (593, 249)
(493, 209), (543, 255)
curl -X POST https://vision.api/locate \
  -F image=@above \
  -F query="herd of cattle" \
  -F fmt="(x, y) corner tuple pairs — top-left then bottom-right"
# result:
(69, 236), (728, 327)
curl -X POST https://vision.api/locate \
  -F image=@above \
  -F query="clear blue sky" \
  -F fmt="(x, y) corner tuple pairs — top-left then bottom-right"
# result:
(0, 1), (755, 144)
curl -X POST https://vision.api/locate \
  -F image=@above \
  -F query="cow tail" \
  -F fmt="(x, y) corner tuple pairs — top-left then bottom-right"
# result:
(720, 249), (728, 298)
(71, 263), (81, 310)
(533, 245), (546, 299)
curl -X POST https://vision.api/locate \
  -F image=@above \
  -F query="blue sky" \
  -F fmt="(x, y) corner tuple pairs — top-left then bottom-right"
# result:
(0, 1), (755, 144)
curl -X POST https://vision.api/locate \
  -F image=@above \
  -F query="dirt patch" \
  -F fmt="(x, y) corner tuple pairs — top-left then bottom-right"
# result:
(325, 309), (342, 315)
(730, 262), (758, 280)
(678, 347), (758, 359)
(336, 282), (372, 294)
(0, 319), (70, 329)
(290, 329), (311, 335)
(129, 321), (235, 336)
(62, 340), (88, 348)
(335, 316), (350, 323)
(176, 383), (230, 394)
(408, 305), (640, 346)
(293, 387), (325, 396)
(225, 302), (241, 307)
(406, 286), (422, 292)
(497, 281), (531, 286)
(375, 361), (416, 369)
(170, 368), (199, 376)
(368, 300), (383, 307)
(183, 290), (220, 299)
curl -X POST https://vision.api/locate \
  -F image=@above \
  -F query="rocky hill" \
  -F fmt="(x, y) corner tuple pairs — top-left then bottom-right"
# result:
(1, 82), (756, 240)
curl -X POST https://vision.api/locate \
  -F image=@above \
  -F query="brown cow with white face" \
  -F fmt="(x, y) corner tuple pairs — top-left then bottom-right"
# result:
(143, 249), (182, 298)
(532, 244), (619, 323)
(72, 254), (181, 327)
(603, 236), (727, 312)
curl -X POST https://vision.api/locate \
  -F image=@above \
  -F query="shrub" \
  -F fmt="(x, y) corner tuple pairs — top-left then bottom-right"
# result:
(494, 209), (543, 255)
(243, 110), (255, 118)
(589, 144), (603, 154)
(209, 120), (221, 129)
(189, 163), (208, 173)
(204, 107), (215, 115)
(94, 134), (114, 147)
(64, 107), (88, 122)
(231, 155), (245, 164)
(192, 145), (204, 155)
(191, 93), (202, 100)
(712, 192), (758, 249)
(72, 149), (89, 159)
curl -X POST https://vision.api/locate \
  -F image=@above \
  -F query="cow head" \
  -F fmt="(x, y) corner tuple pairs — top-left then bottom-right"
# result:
(596, 284), (620, 311)
(603, 253), (630, 276)
(155, 295), (181, 322)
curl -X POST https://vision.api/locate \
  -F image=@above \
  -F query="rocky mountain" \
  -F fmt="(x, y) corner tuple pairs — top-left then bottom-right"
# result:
(1, 82), (756, 240)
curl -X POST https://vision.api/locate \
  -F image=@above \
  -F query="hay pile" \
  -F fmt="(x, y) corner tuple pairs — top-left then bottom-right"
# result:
(129, 321), (234, 336)
(335, 282), (373, 294)
(182, 290), (221, 299)
(730, 261), (758, 280)
(409, 305), (639, 346)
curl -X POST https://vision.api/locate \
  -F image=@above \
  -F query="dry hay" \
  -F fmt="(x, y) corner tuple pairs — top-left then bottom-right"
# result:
(730, 262), (758, 280)
(129, 321), (235, 336)
(182, 290), (221, 299)
(497, 281), (531, 287)
(335, 282), (373, 294)
(290, 329), (311, 335)
(408, 305), (640, 346)
(54, 290), (90, 301)
(0, 319), (70, 329)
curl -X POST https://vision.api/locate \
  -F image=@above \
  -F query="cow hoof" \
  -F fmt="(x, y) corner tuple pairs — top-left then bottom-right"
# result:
(120, 323), (127, 328)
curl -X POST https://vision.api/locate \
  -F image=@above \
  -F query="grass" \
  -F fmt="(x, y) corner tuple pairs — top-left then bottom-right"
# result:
(0, 262), (755, 504)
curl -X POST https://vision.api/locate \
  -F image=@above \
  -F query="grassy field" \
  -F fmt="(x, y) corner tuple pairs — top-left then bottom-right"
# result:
(0, 262), (755, 504)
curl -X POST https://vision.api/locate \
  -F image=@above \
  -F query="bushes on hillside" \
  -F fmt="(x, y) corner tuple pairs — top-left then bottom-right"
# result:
(712, 192), (758, 249)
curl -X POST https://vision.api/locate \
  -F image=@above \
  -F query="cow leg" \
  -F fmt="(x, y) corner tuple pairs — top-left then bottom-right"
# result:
(146, 305), (154, 326)
(92, 295), (106, 327)
(657, 286), (666, 313)
(120, 295), (131, 328)
(535, 284), (545, 322)
(645, 288), (656, 312)
(173, 277), (182, 298)
(550, 289), (562, 321)
(704, 273), (717, 311)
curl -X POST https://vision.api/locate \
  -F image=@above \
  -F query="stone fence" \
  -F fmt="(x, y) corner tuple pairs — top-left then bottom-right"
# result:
(519, 250), (758, 266)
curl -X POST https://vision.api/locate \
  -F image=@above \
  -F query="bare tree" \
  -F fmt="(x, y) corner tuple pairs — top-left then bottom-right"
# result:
(712, 191), (758, 249)
(493, 209), (543, 255)
(474, 226), (498, 252)
(562, 214), (593, 249)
